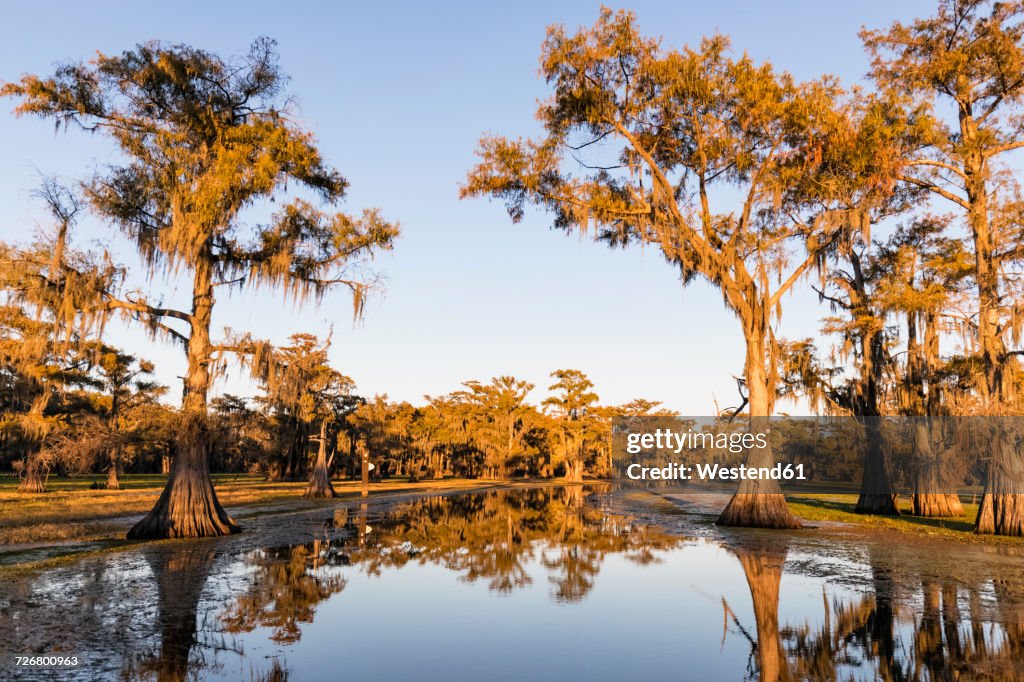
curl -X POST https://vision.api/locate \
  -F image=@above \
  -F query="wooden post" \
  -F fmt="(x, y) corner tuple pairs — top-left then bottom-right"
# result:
(358, 439), (369, 498)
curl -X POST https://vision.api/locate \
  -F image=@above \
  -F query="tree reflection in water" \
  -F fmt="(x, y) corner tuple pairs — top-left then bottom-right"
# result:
(52, 487), (1021, 681)
(220, 540), (346, 645)
(728, 539), (789, 682)
(124, 543), (292, 682)
(344, 486), (681, 602)
(725, 537), (1024, 681)
(125, 544), (220, 682)
(221, 485), (681, 641)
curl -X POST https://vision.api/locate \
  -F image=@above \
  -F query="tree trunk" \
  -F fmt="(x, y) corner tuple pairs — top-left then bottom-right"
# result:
(965, 131), (1023, 536)
(975, 423), (1024, 535)
(106, 464), (120, 490)
(107, 393), (122, 490)
(849, 270), (899, 517)
(900, 293), (963, 517)
(285, 417), (304, 482)
(266, 458), (285, 482)
(913, 492), (963, 517)
(359, 439), (369, 498)
(106, 449), (121, 490)
(18, 400), (50, 494)
(856, 495), (900, 515)
(911, 422), (963, 517)
(17, 455), (46, 493)
(718, 329), (802, 529)
(128, 255), (239, 539)
(976, 491), (1024, 536)
(855, 420), (900, 515)
(563, 457), (583, 483)
(304, 419), (336, 499)
(968, 149), (1008, 405)
(128, 412), (239, 538)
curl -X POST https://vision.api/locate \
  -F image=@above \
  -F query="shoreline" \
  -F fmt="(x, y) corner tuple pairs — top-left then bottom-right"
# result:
(655, 487), (1024, 549)
(0, 478), (577, 572)
(4, 479), (1023, 574)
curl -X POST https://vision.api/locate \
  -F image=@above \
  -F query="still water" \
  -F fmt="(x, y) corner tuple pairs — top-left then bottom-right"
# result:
(2, 485), (1024, 681)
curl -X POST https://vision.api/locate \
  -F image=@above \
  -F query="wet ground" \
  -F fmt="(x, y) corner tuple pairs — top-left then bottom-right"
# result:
(1, 484), (1023, 681)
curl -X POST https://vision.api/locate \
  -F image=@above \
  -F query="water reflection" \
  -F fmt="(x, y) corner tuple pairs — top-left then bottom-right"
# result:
(231, 487), (679, 610)
(728, 539), (789, 681)
(132, 547), (217, 682)
(2, 487), (1024, 681)
(217, 489), (1024, 681)
(221, 541), (346, 645)
(353, 486), (680, 601)
(725, 538), (1024, 682)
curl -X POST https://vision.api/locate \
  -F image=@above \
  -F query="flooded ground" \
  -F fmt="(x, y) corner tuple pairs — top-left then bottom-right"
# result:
(2, 485), (1023, 681)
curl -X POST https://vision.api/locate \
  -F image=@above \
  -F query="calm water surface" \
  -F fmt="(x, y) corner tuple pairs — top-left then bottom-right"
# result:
(2, 485), (1024, 681)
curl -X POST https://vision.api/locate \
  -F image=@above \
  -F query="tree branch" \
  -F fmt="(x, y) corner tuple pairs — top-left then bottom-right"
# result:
(105, 296), (191, 323)
(990, 139), (1024, 157)
(897, 174), (971, 210)
(904, 159), (969, 181)
(770, 237), (836, 309)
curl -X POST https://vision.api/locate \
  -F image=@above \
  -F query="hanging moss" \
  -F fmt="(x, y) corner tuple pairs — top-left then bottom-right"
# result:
(3, 39), (397, 537)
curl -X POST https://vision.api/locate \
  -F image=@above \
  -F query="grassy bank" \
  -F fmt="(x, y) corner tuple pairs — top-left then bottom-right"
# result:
(656, 485), (1023, 546)
(5, 477), (1021, 551)
(0, 474), (493, 546)
(785, 493), (1024, 545)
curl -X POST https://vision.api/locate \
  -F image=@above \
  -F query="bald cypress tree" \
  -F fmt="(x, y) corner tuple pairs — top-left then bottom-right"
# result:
(543, 369), (599, 483)
(250, 333), (353, 497)
(452, 376), (535, 480)
(92, 347), (164, 490)
(462, 10), (860, 528)
(2, 39), (398, 538)
(0, 180), (114, 493)
(864, 0), (1024, 535)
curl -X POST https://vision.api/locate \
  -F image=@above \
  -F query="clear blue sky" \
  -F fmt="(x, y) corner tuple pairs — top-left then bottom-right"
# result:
(0, 0), (936, 412)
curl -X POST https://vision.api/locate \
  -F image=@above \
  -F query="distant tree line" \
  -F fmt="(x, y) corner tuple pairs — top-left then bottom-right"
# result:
(0, 317), (669, 487)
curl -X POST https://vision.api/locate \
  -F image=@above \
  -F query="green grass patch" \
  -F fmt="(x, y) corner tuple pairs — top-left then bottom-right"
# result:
(785, 493), (1024, 545)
